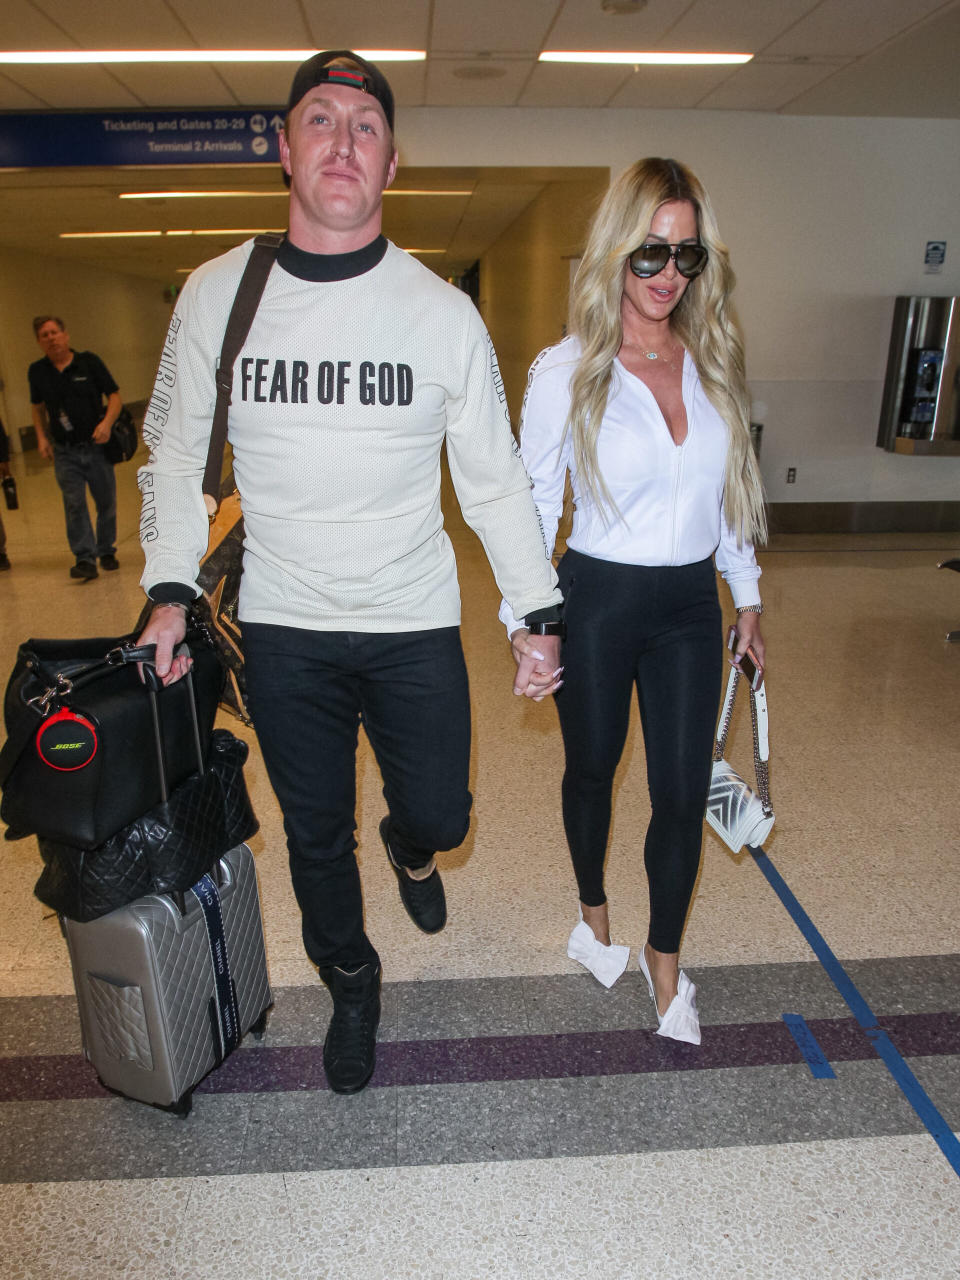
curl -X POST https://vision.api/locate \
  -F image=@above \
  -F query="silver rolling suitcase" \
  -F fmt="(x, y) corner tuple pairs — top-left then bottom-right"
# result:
(63, 842), (271, 1116)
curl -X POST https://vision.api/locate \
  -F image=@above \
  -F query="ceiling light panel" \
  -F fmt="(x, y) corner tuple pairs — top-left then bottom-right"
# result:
(120, 190), (286, 199)
(539, 51), (752, 64)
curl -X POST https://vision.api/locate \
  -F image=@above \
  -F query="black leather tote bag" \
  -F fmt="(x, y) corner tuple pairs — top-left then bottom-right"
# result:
(0, 635), (222, 848)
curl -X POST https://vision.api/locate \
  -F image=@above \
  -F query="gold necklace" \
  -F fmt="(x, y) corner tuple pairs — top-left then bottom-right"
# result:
(623, 341), (682, 369)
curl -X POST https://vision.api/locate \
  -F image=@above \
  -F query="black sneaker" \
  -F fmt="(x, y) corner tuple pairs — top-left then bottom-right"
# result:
(69, 560), (98, 580)
(99, 554), (119, 571)
(0, 553), (9, 571)
(318, 962), (381, 1094)
(380, 816), (446, 934)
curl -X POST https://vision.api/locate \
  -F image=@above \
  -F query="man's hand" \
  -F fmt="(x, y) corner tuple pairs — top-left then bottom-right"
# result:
(37, 434), (54, 462)
(137, 603), (192, 686)
(92, 417), (112, 445)
(510, 628), (563, 702)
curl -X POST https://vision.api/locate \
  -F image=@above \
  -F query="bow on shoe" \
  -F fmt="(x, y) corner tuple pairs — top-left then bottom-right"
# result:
(638, 946), (701, 1045)
(566, 915), (631, 989)
(655, 972), (701, 1046)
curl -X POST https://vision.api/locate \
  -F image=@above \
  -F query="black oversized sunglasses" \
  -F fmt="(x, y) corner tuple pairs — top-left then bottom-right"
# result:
(628, 242), (708, 280)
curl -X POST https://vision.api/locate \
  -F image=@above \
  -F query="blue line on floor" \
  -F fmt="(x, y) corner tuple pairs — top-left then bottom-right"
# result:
(782, 1013), (836, 1079)
(751, 846), (960, 1178)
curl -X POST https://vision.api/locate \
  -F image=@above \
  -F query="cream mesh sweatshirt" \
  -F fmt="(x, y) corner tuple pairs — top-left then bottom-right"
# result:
(139, 239), (560, 632)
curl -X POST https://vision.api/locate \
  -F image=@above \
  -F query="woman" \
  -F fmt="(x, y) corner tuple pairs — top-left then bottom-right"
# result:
(502, 158), (766, 1044)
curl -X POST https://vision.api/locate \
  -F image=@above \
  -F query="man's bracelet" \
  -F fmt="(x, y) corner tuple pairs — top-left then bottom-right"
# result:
(736, 602), (763, 615)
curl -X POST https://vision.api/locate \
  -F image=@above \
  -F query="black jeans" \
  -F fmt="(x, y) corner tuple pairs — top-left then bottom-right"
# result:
(243, 623), (472, 970)
(554, 550), (722, 953)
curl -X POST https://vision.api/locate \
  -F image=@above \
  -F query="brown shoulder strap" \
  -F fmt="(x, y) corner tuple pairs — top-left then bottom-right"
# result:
(202, 232), (284, 514)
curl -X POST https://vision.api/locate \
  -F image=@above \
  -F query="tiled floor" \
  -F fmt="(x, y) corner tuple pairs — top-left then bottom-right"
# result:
(1, 444), (959, 1278)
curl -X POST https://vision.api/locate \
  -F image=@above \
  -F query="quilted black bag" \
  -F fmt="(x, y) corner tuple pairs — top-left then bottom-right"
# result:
(0, 636), (222, 847)
(34, 727), (258, 922)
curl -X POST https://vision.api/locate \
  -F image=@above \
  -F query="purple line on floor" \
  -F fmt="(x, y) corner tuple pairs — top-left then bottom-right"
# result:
(1, 1011), (957, 1103)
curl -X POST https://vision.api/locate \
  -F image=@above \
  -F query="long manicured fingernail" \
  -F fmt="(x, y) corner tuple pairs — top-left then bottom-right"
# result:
(532, 649), (545, 661)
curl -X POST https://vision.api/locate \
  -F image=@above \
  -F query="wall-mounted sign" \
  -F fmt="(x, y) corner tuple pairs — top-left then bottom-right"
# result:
(924, 241), (946, 274)
(0, 111), (285, 167)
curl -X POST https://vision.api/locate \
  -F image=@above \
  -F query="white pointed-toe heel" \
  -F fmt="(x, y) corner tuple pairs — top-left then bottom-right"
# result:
(566, 911), (630, 989)
(638, 945), (701, 1045)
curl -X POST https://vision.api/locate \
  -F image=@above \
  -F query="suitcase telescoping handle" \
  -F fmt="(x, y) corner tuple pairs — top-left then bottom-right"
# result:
(141, 645), (226, 908)
(142, 644), (205, 805)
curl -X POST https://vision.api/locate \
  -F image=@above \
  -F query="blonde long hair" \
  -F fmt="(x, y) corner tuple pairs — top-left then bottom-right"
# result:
(567, 157), (766, 545)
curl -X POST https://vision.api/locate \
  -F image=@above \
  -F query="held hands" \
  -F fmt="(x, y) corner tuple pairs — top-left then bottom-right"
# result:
(510, 628), (563, 702)
(729, 611), (765, 670)
(137, 604), (192, 687)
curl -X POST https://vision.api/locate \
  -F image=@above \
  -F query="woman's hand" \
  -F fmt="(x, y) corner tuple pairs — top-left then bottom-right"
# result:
(730, 611), (765, 669)
(510, 628), (563, 702)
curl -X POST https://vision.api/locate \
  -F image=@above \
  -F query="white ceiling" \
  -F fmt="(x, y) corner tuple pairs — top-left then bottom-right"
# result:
(2, 0), (958, 116)
(0, 163), (607, 282)
(0, 0), (957, 283)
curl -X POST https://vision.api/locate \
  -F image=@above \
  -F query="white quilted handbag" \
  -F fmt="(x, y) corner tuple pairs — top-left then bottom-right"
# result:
(705, 664), (774, 853)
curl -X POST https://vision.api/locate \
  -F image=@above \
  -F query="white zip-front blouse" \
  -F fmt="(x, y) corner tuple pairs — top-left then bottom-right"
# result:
(500, 336), (761, 635)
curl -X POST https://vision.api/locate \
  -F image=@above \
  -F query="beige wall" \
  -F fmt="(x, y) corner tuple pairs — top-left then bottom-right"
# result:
(0, 247), (172, 447)
(1, 102), (959, 502)
(479, 172), (607, 422)
(398, 106), (960, 504)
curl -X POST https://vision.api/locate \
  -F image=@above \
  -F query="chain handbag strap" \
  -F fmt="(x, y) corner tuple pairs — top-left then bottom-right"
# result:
(713, 665), (772, 817)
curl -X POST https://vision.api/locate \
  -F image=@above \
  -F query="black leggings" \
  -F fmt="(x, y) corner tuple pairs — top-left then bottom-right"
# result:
(554, 550), (722, 953)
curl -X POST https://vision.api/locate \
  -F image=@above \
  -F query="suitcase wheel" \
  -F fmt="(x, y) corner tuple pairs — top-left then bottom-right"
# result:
(162, 1093), (193, 1119)
(250, 1006), (269, 1041)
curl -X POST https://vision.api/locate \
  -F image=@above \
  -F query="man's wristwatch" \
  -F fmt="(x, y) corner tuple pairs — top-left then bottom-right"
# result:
(525, 619), (566, 637)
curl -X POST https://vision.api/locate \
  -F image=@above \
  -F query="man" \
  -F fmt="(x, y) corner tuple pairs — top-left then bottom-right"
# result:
(137, 50), (563, 1095)
(29, 316), (123, 579)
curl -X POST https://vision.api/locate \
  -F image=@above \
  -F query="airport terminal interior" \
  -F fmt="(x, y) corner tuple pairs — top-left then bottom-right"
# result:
(2, 2), (960, 1277)
(1, 447), (959, 1278)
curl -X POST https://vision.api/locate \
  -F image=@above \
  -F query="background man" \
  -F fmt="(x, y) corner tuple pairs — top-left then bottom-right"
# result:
(28, 315), (122, 580)
(137, 50), (563, 1095)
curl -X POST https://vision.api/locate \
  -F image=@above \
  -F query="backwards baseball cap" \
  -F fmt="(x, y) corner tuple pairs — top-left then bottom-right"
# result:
(286, 49), (395, 133)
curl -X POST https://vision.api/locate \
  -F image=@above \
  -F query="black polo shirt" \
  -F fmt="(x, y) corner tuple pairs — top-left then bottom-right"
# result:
(28, 350), (119, 445)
